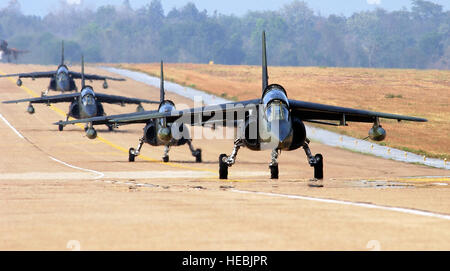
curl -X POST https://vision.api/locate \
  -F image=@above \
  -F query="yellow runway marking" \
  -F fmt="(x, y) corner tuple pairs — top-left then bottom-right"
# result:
(397, 177), (450, 183)
(0, 71), (253, 182)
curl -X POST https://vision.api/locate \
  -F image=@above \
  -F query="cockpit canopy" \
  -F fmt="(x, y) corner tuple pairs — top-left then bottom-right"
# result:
(266, 100), (289, 122)
(158, 100), (176, 113)
(57, 65), (69, 75)
(81, 87), (96, 106)
(262, 84), (289, 107)
(262, 84), (290, 121)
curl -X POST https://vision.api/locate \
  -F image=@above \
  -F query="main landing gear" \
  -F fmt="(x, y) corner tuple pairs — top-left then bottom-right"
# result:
(58, 114), (70, 131)
(219, 138), (243, 179)
(219, 139), (281, 180)
(41, 88), (50, 96)
(129, 137), (144, 162)
(302, 138), (323, 187)
(218, 137), (324, 184)
(162, 140), (202, 163)
(128, 138), (202, 163)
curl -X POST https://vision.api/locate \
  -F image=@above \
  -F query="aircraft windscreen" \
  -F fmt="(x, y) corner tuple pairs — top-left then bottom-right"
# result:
(57, 66), (69, 74)
(81, 87), (96, 106)
(266, 101), (289, 122)
(82, 94), (95, 106)
(262, 86), (289, 107)
(158, 102), (175, 113)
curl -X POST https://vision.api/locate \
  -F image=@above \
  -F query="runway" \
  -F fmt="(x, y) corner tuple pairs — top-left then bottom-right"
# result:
(0, 63), (448, 250)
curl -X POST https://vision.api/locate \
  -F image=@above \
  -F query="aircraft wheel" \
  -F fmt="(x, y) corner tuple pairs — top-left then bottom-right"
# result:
(128, 148), (136, 162)
(195, 149), (202, 163)
(313, 154), (323, 180)
(163, 156), (169, 163)
(107, 124), (114, 131)
(58, 122), (64, 131)
(219, 154), (228, 179)
(270, 164), (279, 179)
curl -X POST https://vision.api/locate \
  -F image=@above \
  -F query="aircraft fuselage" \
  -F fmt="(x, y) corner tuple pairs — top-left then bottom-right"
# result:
(240, 84), (304, 152)
(67, 86), (104, 120)
(50, 65), (77, 92)
(142, 100), (190, 147)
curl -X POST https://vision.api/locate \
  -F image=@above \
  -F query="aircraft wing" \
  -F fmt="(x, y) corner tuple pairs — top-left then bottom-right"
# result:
(288, 100), (427, 123)
(54, 99), (260, 127)
(54, 97), (427, 128)
(3, 93), (79, 104)
(69, 71), (125, 81)
(94, 93), (160, 105)
(0, 71), (56, 78)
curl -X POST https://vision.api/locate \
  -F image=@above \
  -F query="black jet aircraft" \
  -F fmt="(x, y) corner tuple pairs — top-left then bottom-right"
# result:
(0, 40), (29, 63)
(55, 32), (426, 183)
(3, 56), (159, 135)
(0, 41), (125, 95)
(55, 61), (202, 163)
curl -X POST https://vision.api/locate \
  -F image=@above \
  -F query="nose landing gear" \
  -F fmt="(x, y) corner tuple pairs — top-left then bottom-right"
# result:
(269, 149), (279, 179)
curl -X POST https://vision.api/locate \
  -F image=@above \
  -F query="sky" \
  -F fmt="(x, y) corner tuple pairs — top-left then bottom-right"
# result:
(2, 0), (449, 17)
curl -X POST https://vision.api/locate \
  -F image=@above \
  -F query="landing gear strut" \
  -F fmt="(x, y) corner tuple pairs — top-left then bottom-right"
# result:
(269, 149), (279, 179)
(187, 139), (202, 163)
(42, 88), (49, 96)
(302, 138), (324, 187)
(162, 139), (202, 163)
(58, 114), (69, 131)
(162, 144), (170, 162)
(129, 137), (144, 162)
(218, 138), (244, 179)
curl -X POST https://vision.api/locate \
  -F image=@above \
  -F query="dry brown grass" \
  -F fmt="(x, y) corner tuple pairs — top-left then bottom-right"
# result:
(118, 63), (450, 159)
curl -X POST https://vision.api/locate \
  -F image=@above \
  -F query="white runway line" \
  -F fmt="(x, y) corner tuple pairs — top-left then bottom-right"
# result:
(0, 113), (24, 139)
(49, 156), (105, 179)
(231, 189), (450, 221)
(0, 111), (104, 180)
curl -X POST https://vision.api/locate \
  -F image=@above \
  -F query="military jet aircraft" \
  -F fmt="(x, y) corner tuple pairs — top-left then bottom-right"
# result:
(55, 61), (202, 163)
(3, 56), (159, 135)
(0, 41), (125, 95)
(55, 32), (426, 182)
(0, 40), (29, 63)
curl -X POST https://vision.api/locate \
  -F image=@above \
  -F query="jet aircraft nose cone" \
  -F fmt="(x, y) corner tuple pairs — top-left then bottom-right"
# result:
(269, 119), (291, 144)
(58, 79), (69, 91)
(158, 127), (171, 142)
(85, 105), (97, 117)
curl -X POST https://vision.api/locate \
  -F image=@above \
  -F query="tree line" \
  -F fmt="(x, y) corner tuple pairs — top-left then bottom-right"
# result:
(0, 0), (448, 69)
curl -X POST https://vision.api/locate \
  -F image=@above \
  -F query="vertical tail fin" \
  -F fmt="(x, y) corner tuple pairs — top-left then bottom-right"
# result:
(61, 41), (65, 66)
(262, 31), (268, 93)
(160, 60), (165, 103)
(81, 55), (85, 89)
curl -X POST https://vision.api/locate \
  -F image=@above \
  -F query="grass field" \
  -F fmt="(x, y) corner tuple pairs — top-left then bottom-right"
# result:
(117, 63), (450, 160)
